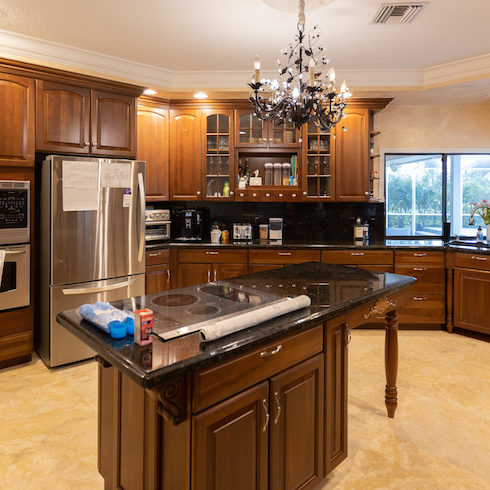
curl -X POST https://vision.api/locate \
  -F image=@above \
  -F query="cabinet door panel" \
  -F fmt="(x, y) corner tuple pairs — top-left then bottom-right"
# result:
(91, 90), (136, 157)
(270, 354), (324, 490)
(215, 263), (248, 281)
(335, 109), (369, 201)
(145, 264), (171, 294)
(178, 263), (211, 288)
(170, 110), (202, 199)
(192, 382), (269, 490)
(395, 265), (445, 294)
(36, 80), (90, 153)
(137, 105), (169, 200)
(0, 74), (35, 167)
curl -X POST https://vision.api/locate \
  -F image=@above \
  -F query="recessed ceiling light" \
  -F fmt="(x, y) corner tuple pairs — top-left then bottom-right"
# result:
(143, 89), (157, 95)
(193, 92), (208, 99)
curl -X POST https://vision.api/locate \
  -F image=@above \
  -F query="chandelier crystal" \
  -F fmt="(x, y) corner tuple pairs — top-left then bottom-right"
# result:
(248, 0), (351, 131)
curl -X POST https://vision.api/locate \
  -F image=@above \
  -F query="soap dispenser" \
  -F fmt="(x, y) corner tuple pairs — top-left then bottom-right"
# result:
(476, 225), (483, 243)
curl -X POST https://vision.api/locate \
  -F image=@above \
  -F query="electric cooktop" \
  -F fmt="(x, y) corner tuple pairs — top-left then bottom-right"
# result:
(144, 282), (283, 341)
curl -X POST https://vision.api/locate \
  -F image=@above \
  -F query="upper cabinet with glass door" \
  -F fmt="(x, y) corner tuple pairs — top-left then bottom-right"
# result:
(203, 109), (234, 200)
(235, 109), (300, 148)
(302, 120), (334, 201)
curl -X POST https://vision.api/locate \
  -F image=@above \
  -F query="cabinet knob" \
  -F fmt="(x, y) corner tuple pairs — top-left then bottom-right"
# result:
(92, 143), (97, 147)
(291, 193), (297, 198)
(278, 193), (284, 198)
(303, 191), (308, 196)
(252, 193), (258, 197)
(229, 191), (234, 196)
(265, 193), (271, 197)
(365, 191), (369, 195)
(240, 192), (245, 197)
(84, 142), (90, 146)
(269, 138), (273, 142)
(196, 190), (201, 195)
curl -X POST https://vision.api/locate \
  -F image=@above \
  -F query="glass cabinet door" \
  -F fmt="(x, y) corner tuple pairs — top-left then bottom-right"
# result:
(204, 111), (233, 199)
(235, 110), (266, 147)
(303, 120), (334, 200)
(269, 119), (301, 148)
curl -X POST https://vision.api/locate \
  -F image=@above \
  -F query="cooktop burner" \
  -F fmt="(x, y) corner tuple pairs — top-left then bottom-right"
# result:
(145, 281), (282, 341)
(151, 293), (199, 307)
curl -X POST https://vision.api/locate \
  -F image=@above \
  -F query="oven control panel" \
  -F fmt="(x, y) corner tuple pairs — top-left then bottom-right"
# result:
(145, 209), (170, 224)
(0, 181), (30, 245)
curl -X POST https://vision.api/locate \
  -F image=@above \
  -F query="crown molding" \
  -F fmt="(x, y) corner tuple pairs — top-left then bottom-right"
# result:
(1, 29), (489, 93)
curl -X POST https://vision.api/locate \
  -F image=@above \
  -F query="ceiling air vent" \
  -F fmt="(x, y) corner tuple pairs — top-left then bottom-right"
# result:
(372, 3), (427, 24)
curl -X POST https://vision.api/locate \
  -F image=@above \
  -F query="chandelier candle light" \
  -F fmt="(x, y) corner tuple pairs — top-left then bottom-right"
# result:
(249, 0), (351, 130)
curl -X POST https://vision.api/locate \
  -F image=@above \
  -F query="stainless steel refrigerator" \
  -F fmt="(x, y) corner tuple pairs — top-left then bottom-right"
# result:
(36, 155), (146, 367)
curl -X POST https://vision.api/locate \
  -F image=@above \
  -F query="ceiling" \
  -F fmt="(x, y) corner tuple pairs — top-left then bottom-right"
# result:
(0, 0), (489, 104)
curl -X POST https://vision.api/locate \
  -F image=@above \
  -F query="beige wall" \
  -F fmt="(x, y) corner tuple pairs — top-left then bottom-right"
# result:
(374, 105), (490, 150)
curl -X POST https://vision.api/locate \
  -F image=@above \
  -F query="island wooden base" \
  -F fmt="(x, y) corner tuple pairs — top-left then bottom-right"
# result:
(97, 290), (408, 489)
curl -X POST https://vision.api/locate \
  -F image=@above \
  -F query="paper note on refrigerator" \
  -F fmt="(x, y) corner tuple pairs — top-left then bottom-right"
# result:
(101, 163), (131, 188)
(62, 161), (99, 211)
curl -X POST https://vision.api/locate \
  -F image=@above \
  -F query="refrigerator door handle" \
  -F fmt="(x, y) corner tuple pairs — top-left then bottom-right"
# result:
(62, 278), (137, 295)
(137, 171), (145, 263)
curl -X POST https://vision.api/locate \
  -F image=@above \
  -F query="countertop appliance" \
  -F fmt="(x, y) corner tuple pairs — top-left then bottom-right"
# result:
(233, 223), (252, 241)
(0, 180), (30, 312)
(37, 155), (146, 367)
(145, 209), (171, 246)
(172, 209), (203, 241)
(269, 217), (283, 240)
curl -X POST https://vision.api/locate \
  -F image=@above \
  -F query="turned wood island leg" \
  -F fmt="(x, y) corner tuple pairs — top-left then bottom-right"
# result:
(384, 310), (399, 418)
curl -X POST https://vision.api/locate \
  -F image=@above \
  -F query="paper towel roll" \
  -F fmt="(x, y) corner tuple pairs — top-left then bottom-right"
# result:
(200, 295), (311, 342)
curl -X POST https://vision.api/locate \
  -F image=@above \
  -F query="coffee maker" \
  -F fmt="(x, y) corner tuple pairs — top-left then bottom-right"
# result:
(172, 209), (203, 241)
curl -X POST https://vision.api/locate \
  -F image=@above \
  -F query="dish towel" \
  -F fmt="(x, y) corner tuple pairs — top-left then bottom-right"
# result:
(0, 250), (5, 285)
(200, 295), (311, 342)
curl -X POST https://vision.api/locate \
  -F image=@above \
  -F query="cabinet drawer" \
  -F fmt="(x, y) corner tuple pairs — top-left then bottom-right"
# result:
(394, 250), (445, 265)
(454, 252), (490, 271)
(394, 265), (445, 294)
(322, 250), (393, 265)
(146, 248), (170, 266)
(192, 325), (323, 412)
(249, 249), (320, 265)
(398, 294), (445, 324)
(178, 248), (248, 264)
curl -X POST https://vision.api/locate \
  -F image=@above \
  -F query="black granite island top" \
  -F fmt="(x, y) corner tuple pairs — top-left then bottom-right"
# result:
(56, 262), (416, 390)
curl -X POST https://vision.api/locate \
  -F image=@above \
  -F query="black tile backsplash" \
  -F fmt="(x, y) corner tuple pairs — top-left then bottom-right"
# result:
(149, 201), (386, 242)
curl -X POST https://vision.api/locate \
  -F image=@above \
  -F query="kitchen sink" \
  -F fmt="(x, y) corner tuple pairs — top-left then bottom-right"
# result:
(448, 239), (490, 249)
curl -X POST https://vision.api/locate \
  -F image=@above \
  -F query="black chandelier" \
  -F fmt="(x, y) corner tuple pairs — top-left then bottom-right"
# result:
(248, 0), (351, 131)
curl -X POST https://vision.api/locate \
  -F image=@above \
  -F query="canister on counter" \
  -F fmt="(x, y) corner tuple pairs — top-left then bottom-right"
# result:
(221, 230), (229, 243)
(134, 308), (153, 346)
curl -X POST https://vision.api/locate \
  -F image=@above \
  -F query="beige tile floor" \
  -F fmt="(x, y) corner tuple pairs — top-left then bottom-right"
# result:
(1, 329), (489, 490)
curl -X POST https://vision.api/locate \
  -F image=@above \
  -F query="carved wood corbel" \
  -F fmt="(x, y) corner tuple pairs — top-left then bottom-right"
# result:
(363, 296), (398, 320)
(146, 378), (186, 426)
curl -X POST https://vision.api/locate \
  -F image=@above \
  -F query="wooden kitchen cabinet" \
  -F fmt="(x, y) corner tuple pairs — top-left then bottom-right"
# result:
(36, 81), (137, 157)
(394, 250), (445, 326)
(0, 73), (35, 167)
(137, 100), (169, 201)
(334, 108), (370, 202)
(202, 109), (235, 201)
(177, 249), (248, 288)
(169, 109), (202, 200)
(321, 249), (394, 271)
(249, 249), (321, 273)
(145, 249), (171, 294)
(453, 252), (490, 335)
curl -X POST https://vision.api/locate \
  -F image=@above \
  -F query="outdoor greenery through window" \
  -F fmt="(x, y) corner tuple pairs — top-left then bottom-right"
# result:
(385, 153), (490, 239)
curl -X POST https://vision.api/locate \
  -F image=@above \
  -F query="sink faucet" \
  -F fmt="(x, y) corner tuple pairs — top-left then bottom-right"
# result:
(469, 204), (490, 225)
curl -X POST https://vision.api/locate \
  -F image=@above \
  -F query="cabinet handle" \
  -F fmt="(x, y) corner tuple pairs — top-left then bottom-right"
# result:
(166, 270), (170, 283)
(303, 191), (308, 196)
(274, 392), (282, 424)
(207, 270), (211, 282)
(265, 193), (271, 197)
(196, 190), (201, 195)
(262, 399), (269, 432)
(240, 192), (245, 197)
(413, 267), (426, 271)
(92, 142), (97, 147)
(84, 141), (90, 146)
(278, 252), (291, 256)
(213, 269), (217, 281)
(278, 193), (284, 198)
(148, 252), (161, 257)
(414, 253), (426, 257)
(351, 252), (364, 256)
(346, 323), (352, 345)
(413, 296), (426, 301)
(206, 251), (219, 255)
(364, 191), (369, 196)
(291, 193), (297, 198)
(229, 191), (234, 196)
(269, 138), (273, 142)
(260, 344), (282, 357)
(252, 193), (258, 197)
(472, 256), (488, 261)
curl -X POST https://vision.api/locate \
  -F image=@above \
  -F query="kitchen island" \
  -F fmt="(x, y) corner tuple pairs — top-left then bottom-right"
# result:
(57, 261), (415, 490)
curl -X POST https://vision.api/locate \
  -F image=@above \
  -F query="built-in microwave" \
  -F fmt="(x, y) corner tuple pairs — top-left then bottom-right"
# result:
(145, 209), (171, 244)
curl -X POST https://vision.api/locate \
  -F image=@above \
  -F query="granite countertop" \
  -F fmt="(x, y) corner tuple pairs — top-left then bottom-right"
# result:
(146, 238), (490, 254)
(56, 262), (415, 389)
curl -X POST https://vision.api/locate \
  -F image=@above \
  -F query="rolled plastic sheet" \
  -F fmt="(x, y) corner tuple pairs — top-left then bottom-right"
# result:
(199, 295), (311, 342)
